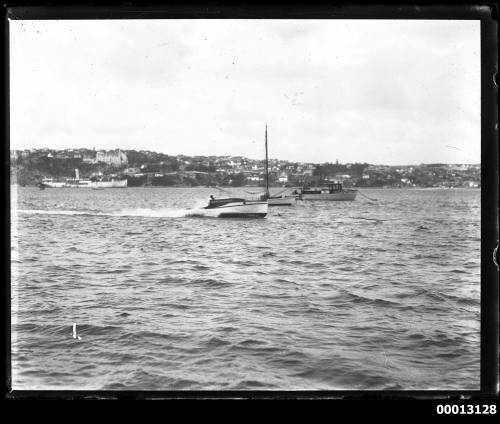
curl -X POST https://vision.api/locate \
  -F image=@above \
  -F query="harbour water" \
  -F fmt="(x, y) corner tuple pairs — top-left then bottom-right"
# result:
(10, 186), (480, 390)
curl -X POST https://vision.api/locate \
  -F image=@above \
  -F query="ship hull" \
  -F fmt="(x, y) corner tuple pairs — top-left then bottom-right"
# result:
(42, 179), (127, 188)
(41, 181), (67, 188)
(301, 190), (357, 201)
(92, 180), (128, 188)
(43, 181), (92, 188)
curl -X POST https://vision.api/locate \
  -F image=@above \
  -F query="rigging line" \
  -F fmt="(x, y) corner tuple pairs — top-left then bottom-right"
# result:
(265, 123), (269, 197)
(214, 186), (231, 194)
(271, 188), (288, 197)
(357, 190), (378, 202)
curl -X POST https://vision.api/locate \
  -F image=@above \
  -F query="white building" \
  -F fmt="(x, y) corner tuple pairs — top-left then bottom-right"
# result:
(124, 167), (140, 175)
(96, 150), (128, 167)
(278, 173), (288, 183)
(82, 154), (95, 164)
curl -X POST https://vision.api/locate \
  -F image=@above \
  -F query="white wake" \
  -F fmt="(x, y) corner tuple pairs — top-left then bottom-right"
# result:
(13, 201), (222, 218)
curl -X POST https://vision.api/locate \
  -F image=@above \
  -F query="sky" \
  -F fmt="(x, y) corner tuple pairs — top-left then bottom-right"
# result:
(9, 19), (480, 165)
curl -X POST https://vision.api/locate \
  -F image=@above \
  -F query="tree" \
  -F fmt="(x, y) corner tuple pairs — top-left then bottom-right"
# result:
(229, 172), (247, 186)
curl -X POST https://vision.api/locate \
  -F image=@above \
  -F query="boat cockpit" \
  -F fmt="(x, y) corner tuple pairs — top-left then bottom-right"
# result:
(205, 197), (247, 209)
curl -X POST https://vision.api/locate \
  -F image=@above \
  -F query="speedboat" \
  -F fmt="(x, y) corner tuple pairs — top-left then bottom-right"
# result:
(204, 197), (268, 218)
(202, 125), (273, 218)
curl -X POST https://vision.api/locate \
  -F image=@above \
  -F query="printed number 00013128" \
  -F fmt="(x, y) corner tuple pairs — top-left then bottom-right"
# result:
(436, 405), (497, 415)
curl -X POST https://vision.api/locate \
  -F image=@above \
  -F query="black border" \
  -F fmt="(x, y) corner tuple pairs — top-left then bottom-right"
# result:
(2, 3), (498, 401)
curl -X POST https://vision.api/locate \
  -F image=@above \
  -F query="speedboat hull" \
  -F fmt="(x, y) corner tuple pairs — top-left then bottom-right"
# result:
(204, 198), (268, 218)
(217, 201), (268, 218)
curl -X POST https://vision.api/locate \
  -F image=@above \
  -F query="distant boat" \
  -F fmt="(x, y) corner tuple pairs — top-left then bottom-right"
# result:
(260, 125), (295, 206)
(296, 182), (357, 201)
(41, 169), (127, 188)
(267, 194), (296, 206)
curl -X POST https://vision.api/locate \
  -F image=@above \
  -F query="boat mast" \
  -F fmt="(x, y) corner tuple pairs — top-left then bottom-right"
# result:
(265, 124), (269, 197)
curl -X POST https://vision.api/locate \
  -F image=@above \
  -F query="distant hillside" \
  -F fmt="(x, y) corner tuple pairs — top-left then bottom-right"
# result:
(10, 148), (480, 188)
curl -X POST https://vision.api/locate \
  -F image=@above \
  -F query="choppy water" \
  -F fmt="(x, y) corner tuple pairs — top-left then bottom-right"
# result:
(10, 186), (480, 390)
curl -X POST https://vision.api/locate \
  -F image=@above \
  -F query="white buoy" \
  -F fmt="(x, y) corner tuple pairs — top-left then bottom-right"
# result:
(72, 323), (82, 340)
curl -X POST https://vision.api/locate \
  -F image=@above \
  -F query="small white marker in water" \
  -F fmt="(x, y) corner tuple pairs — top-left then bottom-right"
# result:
(72, 323), (82, 340)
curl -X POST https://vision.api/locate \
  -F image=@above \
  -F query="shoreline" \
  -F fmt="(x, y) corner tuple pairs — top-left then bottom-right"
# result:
(10, 184), (480, 190)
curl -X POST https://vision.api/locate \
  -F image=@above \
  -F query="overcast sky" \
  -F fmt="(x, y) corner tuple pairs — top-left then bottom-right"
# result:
(10, 19), (480, 165)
